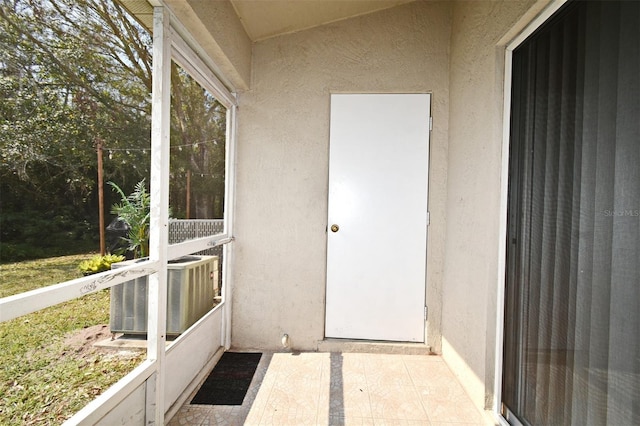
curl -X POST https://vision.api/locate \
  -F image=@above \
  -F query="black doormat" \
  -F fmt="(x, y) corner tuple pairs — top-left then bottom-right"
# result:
(191, 352), (262, 405)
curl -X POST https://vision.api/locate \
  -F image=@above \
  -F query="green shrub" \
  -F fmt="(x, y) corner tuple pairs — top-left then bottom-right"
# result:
(78, 254), (125, 275)
(0, 208), (99, 262)
(0, 242), (48, 262)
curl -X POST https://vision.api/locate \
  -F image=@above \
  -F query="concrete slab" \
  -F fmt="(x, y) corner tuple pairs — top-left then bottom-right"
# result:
(317, 338), (432, 355)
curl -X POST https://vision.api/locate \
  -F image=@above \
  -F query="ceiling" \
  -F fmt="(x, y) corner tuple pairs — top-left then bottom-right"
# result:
(229, 0), (415, 41)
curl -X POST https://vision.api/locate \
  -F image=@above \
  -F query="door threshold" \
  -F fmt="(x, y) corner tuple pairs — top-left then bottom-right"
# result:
(317, 338), (431, 355)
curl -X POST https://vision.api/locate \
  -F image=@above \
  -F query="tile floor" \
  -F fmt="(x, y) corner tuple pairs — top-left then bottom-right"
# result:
(167, 352), (490, 426)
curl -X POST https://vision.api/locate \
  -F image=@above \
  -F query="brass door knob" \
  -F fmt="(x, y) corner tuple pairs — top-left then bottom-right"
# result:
(331, 224), (340, 233)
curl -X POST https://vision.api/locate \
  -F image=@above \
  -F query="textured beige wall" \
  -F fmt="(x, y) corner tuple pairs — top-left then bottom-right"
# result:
(443, 0), (546, 410)
(232, 1), (452, 351)
(166, 0), (252, 89)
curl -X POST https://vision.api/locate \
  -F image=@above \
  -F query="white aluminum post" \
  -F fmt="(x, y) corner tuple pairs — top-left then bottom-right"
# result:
(148, 6), (171, 424)
(222, 104), (237, 349)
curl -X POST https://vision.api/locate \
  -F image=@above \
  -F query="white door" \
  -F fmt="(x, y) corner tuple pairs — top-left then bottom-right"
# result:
(325, 93), (430, 342)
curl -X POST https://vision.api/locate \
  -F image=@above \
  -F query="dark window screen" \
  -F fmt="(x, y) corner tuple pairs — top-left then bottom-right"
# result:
(502, 1), (639, 425)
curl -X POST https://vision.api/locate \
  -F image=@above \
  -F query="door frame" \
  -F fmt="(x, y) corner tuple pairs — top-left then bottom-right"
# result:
(494, 0), (569, 423)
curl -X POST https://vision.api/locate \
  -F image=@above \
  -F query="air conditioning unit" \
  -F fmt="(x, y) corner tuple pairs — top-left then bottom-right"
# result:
(110, 255), (218, 336)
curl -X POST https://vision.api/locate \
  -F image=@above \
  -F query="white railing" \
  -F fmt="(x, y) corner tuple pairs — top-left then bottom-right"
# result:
(0, 259), (158, 323)
(0, 257), (162, 425)
(0, 244), (229, 425)
(0, 219), (226, 324)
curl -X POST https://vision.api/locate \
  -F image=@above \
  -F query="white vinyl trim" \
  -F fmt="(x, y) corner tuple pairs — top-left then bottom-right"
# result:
(494, 0), (569, 420)
(494, 46), (513, 417)
(224, 105), (238, 237)
(506, 0), (569, 51)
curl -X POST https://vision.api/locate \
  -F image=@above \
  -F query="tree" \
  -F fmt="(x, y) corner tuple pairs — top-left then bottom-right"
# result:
(0, 0), (227, 259)
(0, 0), (153, 190)
(170, 63), (226, 219)
(0, 0), (152, 257)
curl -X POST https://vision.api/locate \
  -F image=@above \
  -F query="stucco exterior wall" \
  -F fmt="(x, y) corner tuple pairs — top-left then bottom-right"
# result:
(166, 0), (252, 89)
(233, 1), (452, 352)
(443, 0), (548, 410)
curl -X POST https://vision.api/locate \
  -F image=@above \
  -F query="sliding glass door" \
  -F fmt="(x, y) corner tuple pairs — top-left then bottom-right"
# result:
(502, 1), (639, 424)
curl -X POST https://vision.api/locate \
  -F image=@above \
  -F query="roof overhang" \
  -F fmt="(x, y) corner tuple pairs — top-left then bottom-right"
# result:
(120, 0), (415, 42)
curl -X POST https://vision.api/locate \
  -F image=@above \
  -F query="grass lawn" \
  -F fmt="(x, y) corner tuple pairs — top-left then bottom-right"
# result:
(0, 254), (146, 425)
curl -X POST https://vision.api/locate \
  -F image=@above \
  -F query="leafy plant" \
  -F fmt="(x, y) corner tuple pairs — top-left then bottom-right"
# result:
(108, 180), (150, 258)
(78, 254), (125, 275)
